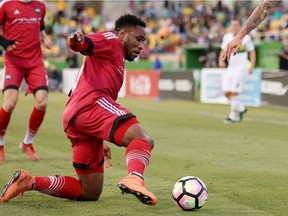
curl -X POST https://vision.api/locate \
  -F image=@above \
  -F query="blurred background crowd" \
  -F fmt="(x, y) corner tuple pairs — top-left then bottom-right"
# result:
(42, 0), (288, 63)
(1, 0), (287, 76)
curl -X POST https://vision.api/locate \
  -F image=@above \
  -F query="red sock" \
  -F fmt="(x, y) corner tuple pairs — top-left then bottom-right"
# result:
(29, 107), (45, 133)
(34, 176), (82, 200)
(125, 138), (152, 176)
(0, 108), (12, 137)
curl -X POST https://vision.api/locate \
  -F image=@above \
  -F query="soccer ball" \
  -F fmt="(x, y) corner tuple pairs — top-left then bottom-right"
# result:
(172, 176), (208, 211)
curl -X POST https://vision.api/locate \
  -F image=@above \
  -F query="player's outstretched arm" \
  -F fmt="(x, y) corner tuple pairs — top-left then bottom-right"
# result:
(0, 35), (18, 51)
(222, 0), (280, 61)
(68, 31), (89, 52)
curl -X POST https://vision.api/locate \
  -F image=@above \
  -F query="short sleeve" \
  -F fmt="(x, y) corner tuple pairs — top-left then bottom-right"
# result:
(85, 32), (123, 59)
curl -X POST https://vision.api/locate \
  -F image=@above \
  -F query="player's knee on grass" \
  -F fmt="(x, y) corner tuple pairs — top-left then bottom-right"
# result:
(78, 172), (104, 201)
(79, 190), (101, 201)
(80, 185), (102, 201)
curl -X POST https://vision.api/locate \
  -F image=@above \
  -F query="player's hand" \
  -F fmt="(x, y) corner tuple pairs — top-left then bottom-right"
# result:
(69, 32), (84, 45)
(104, 143), (112, 168)
(222, 35), (243, 61)
(5, 41), (18, 51)
(1, 37), (18, 51)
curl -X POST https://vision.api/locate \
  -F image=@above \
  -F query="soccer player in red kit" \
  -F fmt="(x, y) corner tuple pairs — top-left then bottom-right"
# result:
(0, 0), (52, 162)
(0, 14), (158, 206)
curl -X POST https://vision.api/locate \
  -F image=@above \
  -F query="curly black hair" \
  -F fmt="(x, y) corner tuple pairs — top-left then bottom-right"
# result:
(114, 14), (146, 33)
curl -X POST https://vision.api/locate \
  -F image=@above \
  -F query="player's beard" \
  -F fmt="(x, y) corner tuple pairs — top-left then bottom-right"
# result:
(124, 44), (134, 62)
(126, 55), (134, 62)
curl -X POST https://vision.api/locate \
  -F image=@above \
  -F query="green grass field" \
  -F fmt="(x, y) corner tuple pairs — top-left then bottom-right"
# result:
(0, 92), (288, 216)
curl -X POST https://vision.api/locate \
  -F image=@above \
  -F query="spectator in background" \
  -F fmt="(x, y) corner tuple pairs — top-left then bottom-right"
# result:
(66, 49), (79, 68)
(198, 39), (219, 68)
(279, 36), (288, 71)
(153, 55), (162, 72)
(56, 31), (69, 57)
(56, 0), (67, 18)
(72, 1), (86, 20)
(48, 64), (62, 90)
(218, 18), (256, 124)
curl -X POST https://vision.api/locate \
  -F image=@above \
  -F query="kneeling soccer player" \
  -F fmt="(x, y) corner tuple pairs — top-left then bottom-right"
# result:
(0, 14), (157, 206)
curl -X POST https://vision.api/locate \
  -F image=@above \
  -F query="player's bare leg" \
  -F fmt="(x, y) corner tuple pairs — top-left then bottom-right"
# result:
(77, 172), (104, 201)
(20, 90), (47, 160)
(0, 89), (18, 162)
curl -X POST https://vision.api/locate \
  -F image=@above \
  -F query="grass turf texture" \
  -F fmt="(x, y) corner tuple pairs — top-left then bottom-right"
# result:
(0, 92), (288, 216)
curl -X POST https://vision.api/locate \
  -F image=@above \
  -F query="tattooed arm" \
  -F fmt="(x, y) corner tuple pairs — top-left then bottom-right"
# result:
(238, 0), (280, 39)
(222, 0), (281, 60)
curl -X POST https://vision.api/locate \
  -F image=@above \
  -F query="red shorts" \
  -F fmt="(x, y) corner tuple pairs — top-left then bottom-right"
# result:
(64, 96), (138, 174)
(2, 61), (48, 94)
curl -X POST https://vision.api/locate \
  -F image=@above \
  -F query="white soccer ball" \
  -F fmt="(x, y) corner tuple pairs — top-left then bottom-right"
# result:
(172, 176), (208, 211)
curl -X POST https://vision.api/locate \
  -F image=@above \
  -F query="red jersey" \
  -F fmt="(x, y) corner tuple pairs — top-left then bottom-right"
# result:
(63, 31), (125, 127)
(0, 0), (46, 67)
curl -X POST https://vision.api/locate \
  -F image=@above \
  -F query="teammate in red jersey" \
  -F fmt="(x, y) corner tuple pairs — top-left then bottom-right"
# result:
(0, 0), (52, 162)
(0, 14), (158, 206)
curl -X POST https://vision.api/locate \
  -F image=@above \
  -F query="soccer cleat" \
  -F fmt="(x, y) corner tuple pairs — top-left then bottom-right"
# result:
(118, 174), (157, 206)
(0, 146), (5, 162)
(223, 117), (237, 124)
(0, 170), (35, 202)
(19, 142), (39, 161)
(239, 108), (247, 121)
